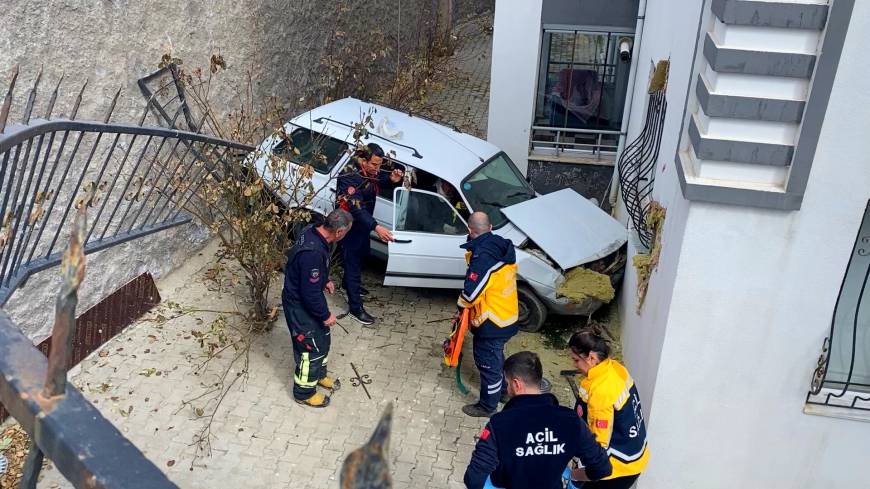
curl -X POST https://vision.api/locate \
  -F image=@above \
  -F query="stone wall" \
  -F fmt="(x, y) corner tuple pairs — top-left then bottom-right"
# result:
(527, 160), (614, 209)
(0, 0), (442, 340)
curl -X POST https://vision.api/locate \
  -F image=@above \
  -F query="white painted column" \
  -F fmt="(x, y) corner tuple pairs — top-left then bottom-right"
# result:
(486, 0), (544, 175)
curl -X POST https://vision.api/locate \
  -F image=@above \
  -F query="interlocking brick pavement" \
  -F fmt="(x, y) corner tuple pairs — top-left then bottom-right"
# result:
(410, 14), (494, 139)
(34, 240), (574, 489)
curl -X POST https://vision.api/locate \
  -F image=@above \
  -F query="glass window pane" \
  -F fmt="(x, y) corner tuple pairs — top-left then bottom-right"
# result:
(394, 189), (466, 235)
(273, 128), (347, 174)
(534, 29), (634, 141)
(461, 153), (534, 228)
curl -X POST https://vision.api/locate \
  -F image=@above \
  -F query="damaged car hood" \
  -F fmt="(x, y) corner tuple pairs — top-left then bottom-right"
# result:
(501, 189), (627, 270)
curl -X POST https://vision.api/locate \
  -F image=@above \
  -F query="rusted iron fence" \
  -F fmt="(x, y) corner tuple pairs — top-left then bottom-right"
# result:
(0, 65), (253, 307)
(0, 65), (253, 488)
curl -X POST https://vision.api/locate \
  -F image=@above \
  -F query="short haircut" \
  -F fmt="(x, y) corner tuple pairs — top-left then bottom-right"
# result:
(468, 211), (490, 233)
(503, 351), (543, 386)
(324, 208), (353, 231)
(355, 142), (385, 160)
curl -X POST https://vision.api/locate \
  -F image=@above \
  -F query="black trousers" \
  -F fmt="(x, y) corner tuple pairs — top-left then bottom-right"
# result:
(340, 233), (370, 314)
(283, 301), (331, 400)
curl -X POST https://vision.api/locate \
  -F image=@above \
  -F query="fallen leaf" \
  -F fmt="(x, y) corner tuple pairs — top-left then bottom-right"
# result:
(167, 460), (176, 467)
(139, 368), (157, 377)
(0, 436), (12, 450)
(194, 407), (204, 417)
(98, 350), (109, 358)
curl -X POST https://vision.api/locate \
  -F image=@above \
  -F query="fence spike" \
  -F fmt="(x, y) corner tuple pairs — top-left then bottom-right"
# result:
(70, 78), (88, 120)
(22, 65), (43, 125)
(0, 65), (20, 133)
(43, 206), (86, 397)
(103, 86), (122, 123)
(45, 72), (65, 120)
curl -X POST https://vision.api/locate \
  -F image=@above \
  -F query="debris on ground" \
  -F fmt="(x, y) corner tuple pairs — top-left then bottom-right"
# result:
(0, 424), (52, 487)
(556, 267), (616, 303)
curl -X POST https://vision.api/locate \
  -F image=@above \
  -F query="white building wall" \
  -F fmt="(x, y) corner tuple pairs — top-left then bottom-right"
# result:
(486, 0), (544, 175)
(636, 4), (870, 488)
(616, 0), (704, 410)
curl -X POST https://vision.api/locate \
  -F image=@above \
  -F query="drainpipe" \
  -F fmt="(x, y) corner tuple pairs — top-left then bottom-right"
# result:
(606, 0), (648, 212)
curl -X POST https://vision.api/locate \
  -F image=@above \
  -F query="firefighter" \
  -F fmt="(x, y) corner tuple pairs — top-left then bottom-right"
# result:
(457, 211), (520, 417)
(567, 328), (650, 489)
(464, 351), (613, 489)
(282, 209), (353, 408)
(336, 143), (403, 326)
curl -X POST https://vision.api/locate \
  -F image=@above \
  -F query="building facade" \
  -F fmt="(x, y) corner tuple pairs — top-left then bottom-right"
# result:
(490, 0), (870, 487)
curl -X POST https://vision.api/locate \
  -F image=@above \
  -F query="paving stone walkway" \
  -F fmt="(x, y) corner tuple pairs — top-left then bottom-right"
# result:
(36, 240), (574, 489)
(31, 13), (585, 489)
(409, 13), (493, 138)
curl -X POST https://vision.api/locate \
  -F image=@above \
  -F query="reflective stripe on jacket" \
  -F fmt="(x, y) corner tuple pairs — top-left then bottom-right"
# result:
(456, 232), (519, 331)
(576, 358), (650, 479)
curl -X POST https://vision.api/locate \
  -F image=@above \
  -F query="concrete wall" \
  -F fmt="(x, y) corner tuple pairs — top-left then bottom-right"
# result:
(487, 0), (544, 175)
(0, 0), (439, 340)
(615, 0), (702, 410)
(619, 2), (870, 488)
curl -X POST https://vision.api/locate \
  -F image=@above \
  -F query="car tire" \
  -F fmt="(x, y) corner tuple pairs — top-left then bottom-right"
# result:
(517, 284), (547, 333)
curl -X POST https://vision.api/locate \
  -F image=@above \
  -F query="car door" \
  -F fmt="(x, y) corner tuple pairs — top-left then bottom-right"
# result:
(384, 188), (468, 289)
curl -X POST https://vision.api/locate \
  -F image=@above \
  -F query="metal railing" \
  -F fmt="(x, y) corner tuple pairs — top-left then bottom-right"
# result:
(0, 64), (253, 487)
(616, 62), (668, 250)
(0, 66), (253, 307)
(807, 200), (870, 412)
(530, 125), (620, 158)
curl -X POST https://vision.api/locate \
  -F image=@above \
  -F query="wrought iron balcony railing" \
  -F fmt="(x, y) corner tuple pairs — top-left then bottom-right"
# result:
(807, 200), (870, 413)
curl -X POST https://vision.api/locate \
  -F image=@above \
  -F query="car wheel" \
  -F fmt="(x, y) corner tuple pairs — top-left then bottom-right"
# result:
(517, 284), (547, 333)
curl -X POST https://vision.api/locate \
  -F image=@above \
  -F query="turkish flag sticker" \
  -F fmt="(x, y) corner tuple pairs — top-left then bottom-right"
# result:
(596, 419), (609, 429)
(480, 427), (490, 440)
(469, 272), (479, 281)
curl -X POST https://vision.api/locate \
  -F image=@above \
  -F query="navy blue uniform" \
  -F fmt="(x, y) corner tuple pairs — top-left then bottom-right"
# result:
(464, 394), (612, 489)
(461, 232), (520, 412)
(336, 163), (397, 314)
(282, 225), (332, 400)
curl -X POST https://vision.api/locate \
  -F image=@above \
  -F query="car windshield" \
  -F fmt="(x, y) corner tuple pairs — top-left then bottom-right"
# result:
(461, 152), (535, 228)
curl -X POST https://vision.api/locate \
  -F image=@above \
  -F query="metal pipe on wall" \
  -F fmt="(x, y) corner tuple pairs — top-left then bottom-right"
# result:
(606, 0), (647, 211)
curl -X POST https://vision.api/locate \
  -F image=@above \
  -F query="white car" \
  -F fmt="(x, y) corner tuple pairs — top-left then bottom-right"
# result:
(253, 98), (627, 332)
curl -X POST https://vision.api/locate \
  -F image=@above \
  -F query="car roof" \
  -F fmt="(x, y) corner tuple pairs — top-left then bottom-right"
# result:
(289, 97), (501, 185)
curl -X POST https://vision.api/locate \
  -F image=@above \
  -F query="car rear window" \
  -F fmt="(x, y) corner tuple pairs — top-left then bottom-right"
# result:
(272, 128), (347, 174)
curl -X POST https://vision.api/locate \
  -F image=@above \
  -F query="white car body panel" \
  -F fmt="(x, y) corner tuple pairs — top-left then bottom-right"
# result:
(501, 188), (628, 270)
(251, 98), (626, 315)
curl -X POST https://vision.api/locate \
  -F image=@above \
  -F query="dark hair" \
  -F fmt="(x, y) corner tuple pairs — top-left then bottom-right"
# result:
(503, 351), (543, 386)
(324, 208), (353, 231)
(354, 143), (385, 161)
(568, 327), (611, 359)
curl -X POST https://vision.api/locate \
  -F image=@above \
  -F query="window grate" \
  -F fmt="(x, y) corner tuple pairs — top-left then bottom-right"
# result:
(617, 61), (668, 249)
(807, 200), (870, 412)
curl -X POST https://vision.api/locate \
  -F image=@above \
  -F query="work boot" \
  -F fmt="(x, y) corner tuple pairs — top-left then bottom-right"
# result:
(349, 309), (375, 327)
(318, 376), (341, 392)
(462, 403), (495, 418)
(295, 392), (330, 408)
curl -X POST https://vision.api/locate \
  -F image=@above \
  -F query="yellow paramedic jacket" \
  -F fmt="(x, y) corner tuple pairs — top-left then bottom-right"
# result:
(577, 358), (650, 479)
(456, 232), (519, 333)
